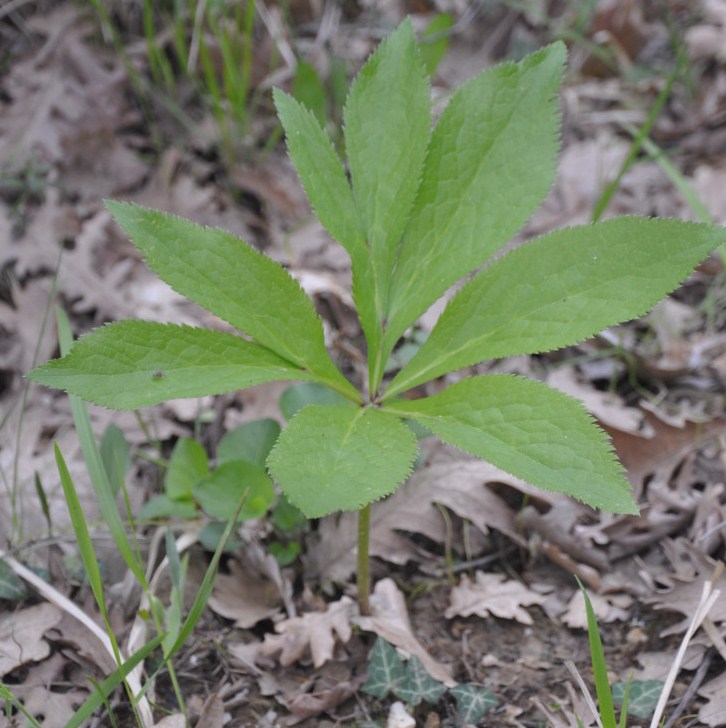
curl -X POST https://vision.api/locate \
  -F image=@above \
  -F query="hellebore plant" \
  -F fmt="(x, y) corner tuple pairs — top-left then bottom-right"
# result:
(29, 20), (725, 612)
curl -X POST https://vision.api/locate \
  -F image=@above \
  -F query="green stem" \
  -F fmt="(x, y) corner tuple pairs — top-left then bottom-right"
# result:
(357, 504), (372, 615)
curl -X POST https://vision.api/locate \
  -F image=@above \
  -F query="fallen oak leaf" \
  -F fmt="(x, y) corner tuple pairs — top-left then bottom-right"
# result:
(356, 578), (454, 685)
(256, 596), (353, 668)
(285, 677), (365, 725)
(445, 571), (546, 625)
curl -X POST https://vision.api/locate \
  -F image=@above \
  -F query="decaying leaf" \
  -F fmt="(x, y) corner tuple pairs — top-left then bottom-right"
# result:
(698, 670), (726, 727)
(256, 596), (353, 668)
(445, 571), (546, 625)
(208, 546), (291, 628)
(305, 457), (528, 585)
(561, 589), (633, 629)
(356, 578), (454, 685)
(0, 602), (62, 675)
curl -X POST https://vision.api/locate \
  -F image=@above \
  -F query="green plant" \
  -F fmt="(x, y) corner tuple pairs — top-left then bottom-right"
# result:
(362, 636), (496, 726)
(568, 576), (721, 727)
(28, 20), (726, 613)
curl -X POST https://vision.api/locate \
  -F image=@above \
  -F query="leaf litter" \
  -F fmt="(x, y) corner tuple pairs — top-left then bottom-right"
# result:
(3, 0), (726, 725)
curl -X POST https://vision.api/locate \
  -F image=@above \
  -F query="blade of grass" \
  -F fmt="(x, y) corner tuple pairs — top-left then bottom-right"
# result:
(163, 488), (248, 661)
(0, 683), (43, 728)
(64, 635), (165, 728)
(622, 125), (726, 266)
(55, 444), (153, 727)
(577, 577), (617, 728)
(592, 48), (686, 223)
(565, 659), (605, 728)
(56, 307), (147, 587)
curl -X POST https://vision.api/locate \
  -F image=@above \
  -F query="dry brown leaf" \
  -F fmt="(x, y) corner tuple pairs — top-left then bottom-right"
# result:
(445, 571), (546, 625)
(646, 549), (726, 636)
(194, 694), (225, 728)
(0, 602), (62, 675)
(305, 457), (528, 586)
(698, 670), (726, 726)
(356, 578), (454, 685)
(2, 652), (87, 728)
(256, 596), (353, 668)
(547, 365), (651, 436)
(285, 679), (363, 725)
(153, 716), (187, 728)
(561, 590), (633, 629)
(208, 546), (290, 628)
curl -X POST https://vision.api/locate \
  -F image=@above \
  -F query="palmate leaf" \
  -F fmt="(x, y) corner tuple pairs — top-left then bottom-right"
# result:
(386, 217), (726, 398)
(393, 655), (447, 706)
(381, 42), (566, 370)
(27, 321), (317, 409)
(105, 201), (357, 399)
(267, 405), (417, 517)
(449, 684), (497, 724)
(384, 375), (638, 513)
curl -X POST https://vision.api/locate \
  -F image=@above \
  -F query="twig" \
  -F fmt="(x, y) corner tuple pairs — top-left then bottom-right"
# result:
(662, 649), (714, 728)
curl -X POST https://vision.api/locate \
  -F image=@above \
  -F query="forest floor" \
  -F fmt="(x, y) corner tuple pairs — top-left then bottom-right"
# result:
(2, 1), (726, 726)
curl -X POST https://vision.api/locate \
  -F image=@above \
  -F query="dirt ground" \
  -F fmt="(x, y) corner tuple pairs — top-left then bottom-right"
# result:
(2, 1), (726, 726)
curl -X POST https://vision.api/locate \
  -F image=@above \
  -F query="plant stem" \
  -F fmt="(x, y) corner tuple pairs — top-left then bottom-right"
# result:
(357, 504), (371, 615)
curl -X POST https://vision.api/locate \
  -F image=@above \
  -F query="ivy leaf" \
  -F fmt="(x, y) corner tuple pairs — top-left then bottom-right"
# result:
(449, 684), (497, 725)
(104, 202), (357, 398)
(28, 321), (317, 409)
(0, 560), (28, 601)
(267, 405), (417, 517)
(387, 218), (725, 397)
(362, 637), (406, 698)
(393, 655), (447, 706)
(384, 375), (638, 514)
(344, 18), (430, 321)
(383, 42), (566, 362)
(612, 680), (663, 719)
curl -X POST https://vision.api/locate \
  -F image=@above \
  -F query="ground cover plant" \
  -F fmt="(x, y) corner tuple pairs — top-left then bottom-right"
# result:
(27, 18), (726, 616)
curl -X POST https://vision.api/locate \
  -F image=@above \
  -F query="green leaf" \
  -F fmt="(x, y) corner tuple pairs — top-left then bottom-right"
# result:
(267, 405), (417, 517)
(612, 680), (662, 719)
(578, 578), (617, 728)
(273, 89), (366, 262)
(387, 218), (726, 397)
(28, 321), (317, 409)
(419, 13), (453, 75)
(293, 60), (328, 126)
(393, 655), (447, 706)
(271, 493), (307, 533)
(383, 42), (566, 362)
(273, 90), (378, 359)
(449, 684), (497, 725)
(99, 423), (130, 497)
(217, 418), (281, 467)
(137, 495), (199, 521)
(279, 382), (355, 421)
(344, 18), (431, 322)
(0, 560), (28, 601)
(362, 637), (406, 698)
(193, 460), (275, 521)
(165, 437), (209, 500)
(385, 375), (638, 513)
(104, 201), (356, 397)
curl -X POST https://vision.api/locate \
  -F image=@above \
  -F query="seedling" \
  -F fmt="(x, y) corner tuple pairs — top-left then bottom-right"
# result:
(28, 20), (725, 612)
